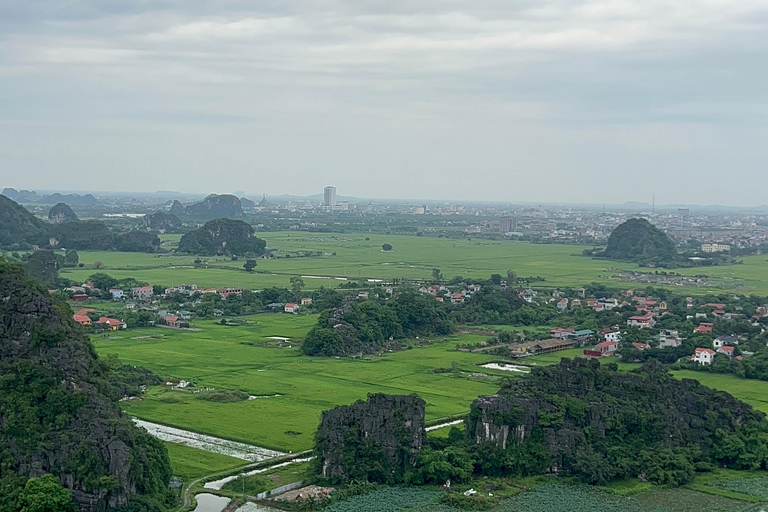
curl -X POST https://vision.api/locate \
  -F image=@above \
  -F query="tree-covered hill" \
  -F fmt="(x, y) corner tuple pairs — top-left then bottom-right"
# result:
(0, 260), (172, 511)
(302, 293), (452, 356)
(0, 194), (48, 247)
(601, 218), (678, 265)
(176, 218), (266, 256)
(48, 202), (79, 224)
(49, 220), (115, 250)
(183, 194), (243, 220)
(467, 359), (768, 485)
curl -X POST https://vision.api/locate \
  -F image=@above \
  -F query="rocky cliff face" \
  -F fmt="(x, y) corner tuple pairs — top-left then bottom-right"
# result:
(48, 202), (79, 224)
(315, 394), (425, 483)
(143, 211), (182, 232)
(184, 194), (243, 219)
(467, 358), (764, 476)
(0, 261), (171, 511)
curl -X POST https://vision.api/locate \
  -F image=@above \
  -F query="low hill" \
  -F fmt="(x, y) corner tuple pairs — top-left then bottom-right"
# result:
(0, 194), (48, 247)
(176, 218), (266, 256)
(602, 218), (677, 265)
(0, 260), (171, 510)
(169, 199), (184, 215)
(49, 220), (114, 250)
(302, 293), (452, 356)
(468, 359), (768, 485)
(183, 194), (243, 219)
(48, 202), (79, 224)
(143, 210), (182, 231)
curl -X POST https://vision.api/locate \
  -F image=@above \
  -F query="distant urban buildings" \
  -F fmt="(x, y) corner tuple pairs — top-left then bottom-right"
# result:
(701, 243), (731, 253)
(500, 216), (517, 233)
(323, 186), (337, 207)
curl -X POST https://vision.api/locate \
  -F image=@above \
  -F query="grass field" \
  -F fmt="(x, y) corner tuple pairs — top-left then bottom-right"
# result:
(53, 232), (768, 295)
(95, 314), (503, 452)
(164, 442), (247, 481)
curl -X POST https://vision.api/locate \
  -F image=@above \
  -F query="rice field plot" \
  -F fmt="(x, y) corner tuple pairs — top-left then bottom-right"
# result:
(709, 476), (768, 501)
(164, 442), (247, 481)
(323, 487), (442, 512)
(94, 316), (500, 452)
(405, 483), (751, 512)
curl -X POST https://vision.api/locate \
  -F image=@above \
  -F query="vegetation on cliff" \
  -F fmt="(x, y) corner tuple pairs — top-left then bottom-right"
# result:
(182, 194), (243, 220)
(302, 293), (452, 356)
(465, 359), (768, 485)
(48, 203), (79, 224)
(0, 260), (172, 512)
(176, 218), (266, 256)
(0, 194), (48, 247)
(600, 218), (678, 265)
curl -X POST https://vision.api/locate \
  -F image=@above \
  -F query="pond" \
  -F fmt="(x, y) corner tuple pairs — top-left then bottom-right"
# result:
(192, 494), (230, 512)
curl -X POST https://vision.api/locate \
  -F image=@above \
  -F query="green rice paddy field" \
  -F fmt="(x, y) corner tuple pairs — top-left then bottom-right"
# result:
(54, 232), (768, 295)
(95, 314), (506, 452)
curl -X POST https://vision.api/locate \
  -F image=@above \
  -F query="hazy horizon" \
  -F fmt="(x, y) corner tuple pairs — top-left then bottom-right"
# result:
(3, 1), (767, 205)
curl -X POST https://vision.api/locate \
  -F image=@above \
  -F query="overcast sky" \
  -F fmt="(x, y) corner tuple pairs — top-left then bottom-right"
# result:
(2, 1), (767, 205)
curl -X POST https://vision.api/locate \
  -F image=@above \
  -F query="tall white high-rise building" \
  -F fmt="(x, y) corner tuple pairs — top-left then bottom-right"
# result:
(323, 186), (337, 207)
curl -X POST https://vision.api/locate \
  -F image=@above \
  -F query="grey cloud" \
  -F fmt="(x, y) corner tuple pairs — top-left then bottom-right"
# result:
(1, 0), (767, 204)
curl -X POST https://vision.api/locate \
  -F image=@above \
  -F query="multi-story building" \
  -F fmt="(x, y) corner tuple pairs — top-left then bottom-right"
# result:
(323, 186), (336, 207)
(500, 216), (517, 233)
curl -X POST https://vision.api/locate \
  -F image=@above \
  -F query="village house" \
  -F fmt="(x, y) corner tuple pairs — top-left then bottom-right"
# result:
(508, 338), (576, 357)
(95, 317), (126, 331)
(695, 323), (713, 334)
(131, 286), (154, 301)
(568, 329), (595, 343)
(557, 298), (569, 311)
(571, 298), (582, 307)
(603, 331), (621, 343)
(358, 290), (370, 300)
(72, 313), (91, 326)
(219, 287), (243, 299)
(212, 309), (224, 317)
(550, 327), (575, 340)
(713, 335), (739, 348)
(72, 293), (88, 301)
(717, 345), (737, 359)
(627, 314), (655, 328)
(658, 329), (683, 348)
(692, 347), (716, 365)
(125, 302), (137, 310)
(109, 288), (124, 299)
(301, 297), (313, 306)
(584, 340), (618, 357)
(632, 342), (649, 350)
(177, 310), (194, 320)
(284, 303), (299, 313)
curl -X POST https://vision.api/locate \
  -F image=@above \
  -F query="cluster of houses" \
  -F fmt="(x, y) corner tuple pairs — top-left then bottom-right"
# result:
(418, 283), (482, 304)
(691, 334), (745, 365)
(71, 309), (126, 330)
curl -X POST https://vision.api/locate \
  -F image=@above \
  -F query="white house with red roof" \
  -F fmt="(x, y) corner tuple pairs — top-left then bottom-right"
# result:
(593, 340), (618, 356)
(627, 314), (655, 328)
(694, 323), (713, 334)
(692, 347), (716, 365)
(284, 303), (299, 313)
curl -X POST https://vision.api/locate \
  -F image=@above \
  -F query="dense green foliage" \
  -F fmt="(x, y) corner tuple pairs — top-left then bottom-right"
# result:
(465, 359), (768, 485)
(142, 211), (181, 231)
(176, 218), (266, 256)
(50, 220), (115, 250)
(0, 194), (48, 247)
(17, 475), (73, 512)
(47, 203), (79, 224)
(182, 194), (243, 219)
(601, 218), (678, 265)
(24, 250), (60, 286)
(114, 231), (161, 252)
(302, 293), (452, 356)
(0, 260), (172, 512)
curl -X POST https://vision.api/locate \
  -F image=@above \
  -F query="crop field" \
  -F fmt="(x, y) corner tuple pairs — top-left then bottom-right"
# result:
(57, 232), (630, 291)
(163, 442), (246, 481)
(94, 314), (503, 452)
(321, 483), (754, 512)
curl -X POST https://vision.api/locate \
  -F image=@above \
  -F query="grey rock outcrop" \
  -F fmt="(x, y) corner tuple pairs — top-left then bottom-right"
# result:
(48, 203), (79, 224)
(315, 394), (425, 482)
